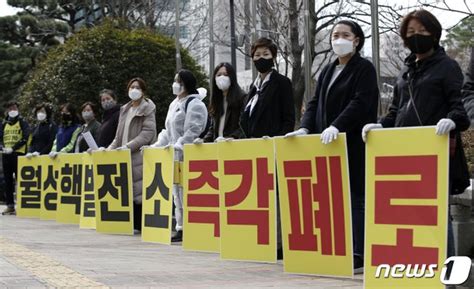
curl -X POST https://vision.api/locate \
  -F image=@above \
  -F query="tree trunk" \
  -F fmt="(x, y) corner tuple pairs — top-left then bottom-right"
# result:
(289, 0), (303, 129)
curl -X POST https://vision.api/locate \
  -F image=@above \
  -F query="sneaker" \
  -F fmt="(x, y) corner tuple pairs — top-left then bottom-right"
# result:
(2, 207), (16, 215)
(354, 255), (364, 274)
(171, 230), (183, 242)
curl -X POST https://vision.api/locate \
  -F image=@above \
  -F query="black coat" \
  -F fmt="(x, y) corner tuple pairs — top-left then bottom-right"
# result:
(381, 47), (470, 194)
(301, 53), (379, 196)
(97, 104), (120, 147)
(240, 70), (295, 138)
(204, 93), (245, 142)
(29, 121), (58, 154)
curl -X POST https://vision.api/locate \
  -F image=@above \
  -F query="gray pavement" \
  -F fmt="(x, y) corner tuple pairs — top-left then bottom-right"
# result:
(0, 205), (363, 289)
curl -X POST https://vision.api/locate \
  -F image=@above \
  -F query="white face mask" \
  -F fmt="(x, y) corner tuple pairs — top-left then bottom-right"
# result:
(37, 112), (47, 121)
(8, 110), (19, 118)
(128, 88), (142, 100)
(172, 82), (183, 96)
(332, 38), (355, 57)
(215, 75), (231, 91)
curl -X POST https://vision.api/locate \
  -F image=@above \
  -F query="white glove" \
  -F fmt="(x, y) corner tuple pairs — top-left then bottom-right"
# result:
(262, 136), (271, 140)
(86, 148), (93, 154)
(193, 138), (204, 144)
(284, 128), (309, 138)
(321, 126), (339, 145)
(362, 123), (383, 143)
(215, 136), (226, 142)
(49, 151), (58, 159)
(435, 118), (456, 135)
(140, 145), (151, 154)
(32, 151), (40, 157)
(225, 137), (234, 142)
(25, 153), (33, 159)
(174, 142), (183, 151)
(3, 147), (13, 154)
(116, 145), (128, 150)
(97, 147), (107, 151)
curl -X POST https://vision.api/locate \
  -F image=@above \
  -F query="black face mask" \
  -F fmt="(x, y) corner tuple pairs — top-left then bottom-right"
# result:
(407, 34), (435, 54)
(61, 113), (72, 124)
(253, 58), (274, 73)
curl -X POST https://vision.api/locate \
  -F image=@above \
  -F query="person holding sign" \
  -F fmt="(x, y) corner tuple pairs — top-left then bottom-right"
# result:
(286, 20), (379, 272)
(362, 9), (470, 257)
(97, 89), (121, 148)
(194, 62), (245, 143)
(108, 77), (157, 231)
(49, 103), (81, 157)
(151, 69), (208, 242)
(26, 103), (57, 157)
(75, 102), (101, 153)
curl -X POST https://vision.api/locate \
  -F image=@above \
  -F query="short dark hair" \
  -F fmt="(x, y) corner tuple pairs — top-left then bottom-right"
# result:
(4, 100), (18, 109)
(100, 89), (116, 100)
(81, 101), (99, 116)
(331, 20), (365, 52)
(400, 9), (442, 48)
(251, 37), (278, 58)
(127, 77), (147, 95)
(177, 69), (199, 95)
(33, 103), (53, 120)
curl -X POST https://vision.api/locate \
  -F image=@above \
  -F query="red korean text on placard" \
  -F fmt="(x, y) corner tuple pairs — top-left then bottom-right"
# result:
(283, 157), (347, 256)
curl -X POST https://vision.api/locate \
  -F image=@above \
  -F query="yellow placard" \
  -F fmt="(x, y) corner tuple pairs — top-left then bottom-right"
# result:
(141, 147), (174, 244)
(218, 139), (277, 262)
(56, 153), (83, 224)
(40, 155), (59, 220)
(79, 154), (96, 229)
(183, 143), (220, 252)
(274, 134), (353, 277)
(16, 156), (42, 218)
(364, 127), (448, 289)
(92, 150), (134, 235)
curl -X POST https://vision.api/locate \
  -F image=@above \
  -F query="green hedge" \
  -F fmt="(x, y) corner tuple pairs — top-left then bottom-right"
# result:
(19, 20), (208, 129)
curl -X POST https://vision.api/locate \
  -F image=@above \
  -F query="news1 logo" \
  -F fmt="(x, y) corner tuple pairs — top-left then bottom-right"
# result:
(375, 256), (472, 285)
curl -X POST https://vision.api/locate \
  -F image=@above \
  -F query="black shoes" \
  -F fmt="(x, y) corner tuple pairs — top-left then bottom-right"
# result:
(171, 230), (183, 242)
(354, 255), (364, 274)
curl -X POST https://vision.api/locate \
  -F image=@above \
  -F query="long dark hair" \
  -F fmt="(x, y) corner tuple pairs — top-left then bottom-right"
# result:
(209, 62), (243, 118)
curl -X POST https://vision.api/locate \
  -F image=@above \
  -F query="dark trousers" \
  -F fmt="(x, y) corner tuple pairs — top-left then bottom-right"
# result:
(133, 202), (142, 231)
(351, 193), (365, 257)
(2, 153), (20, 207)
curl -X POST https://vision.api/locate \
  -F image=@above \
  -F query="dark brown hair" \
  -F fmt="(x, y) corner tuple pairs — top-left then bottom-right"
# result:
(33, 103), (53, 120)
(99, 89), (116, 100)
(400, 9), (442, 47)
(80, 101), (99, 117)
(250, 37), (277, 58)
(209, 62), (244, 118)
(127, 77), (147, 95)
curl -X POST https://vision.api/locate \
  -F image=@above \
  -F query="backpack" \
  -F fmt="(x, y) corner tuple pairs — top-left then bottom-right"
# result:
(184, 97), (211, 139)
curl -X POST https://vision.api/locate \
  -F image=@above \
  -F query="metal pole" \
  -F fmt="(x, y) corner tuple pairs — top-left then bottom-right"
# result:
(209, 0), (215, 96)
(303, 0), (312, 105)
(175, 0), (182, 71)
(370, 0), (381, 115)
(230, 0), (237, 70)
(251, 0), (257, 80)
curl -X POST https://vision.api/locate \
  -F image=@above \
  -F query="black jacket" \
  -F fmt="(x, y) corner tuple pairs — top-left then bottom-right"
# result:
(29, 121), (58, 154)
(204, 92), (245, 142)
(381, 47), (470, 194)
(462, 72), (474, 127)
(301, 53), (379, 196)
(97, 104), (120, 147)
(240, 70), (295, 138)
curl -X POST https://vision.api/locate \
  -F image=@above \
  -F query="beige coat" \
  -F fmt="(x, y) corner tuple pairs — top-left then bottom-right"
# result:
(109, 98), (157, 203)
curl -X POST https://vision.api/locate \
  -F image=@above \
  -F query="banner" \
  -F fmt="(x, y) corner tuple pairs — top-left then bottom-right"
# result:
(141, 147), (174, 244)
(56, 153), (83, 224)
(79, 154), (96, 229)
(364, 127), (449, 289)
(92, 150), (134, 235)
(16, 156), (42, 218)
(40, 156), (59, 220)
(274, 134), (353, 277)
(218, 139), (276, 262)
(183, 143), (220, 252)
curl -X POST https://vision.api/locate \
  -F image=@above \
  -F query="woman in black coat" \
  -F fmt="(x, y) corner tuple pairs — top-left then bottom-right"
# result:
(97, 89), (120, 148)
(195, 62), (245, 143)
(286, 20), (379, 272)
(240, 37), (295, 138)
(27, 103), (58, 156)
(362, 10), (470, 257)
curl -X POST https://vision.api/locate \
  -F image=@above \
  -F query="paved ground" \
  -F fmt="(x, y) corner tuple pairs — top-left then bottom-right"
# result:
(0, 205), (363, 289)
